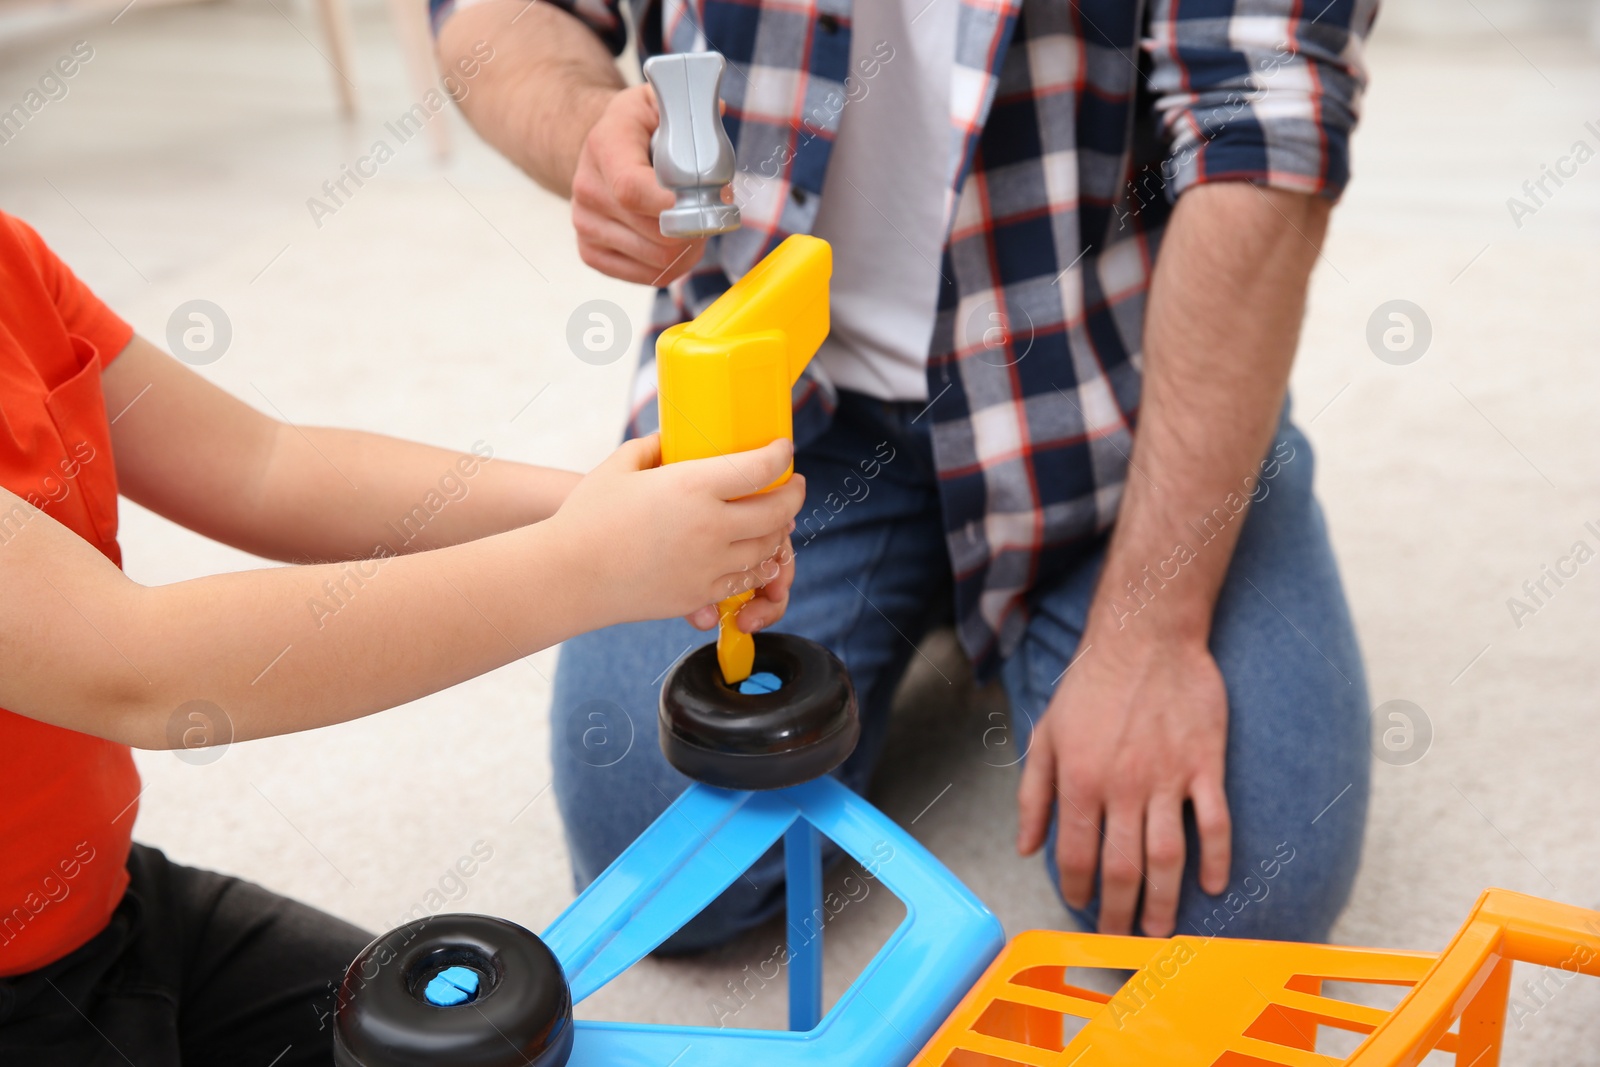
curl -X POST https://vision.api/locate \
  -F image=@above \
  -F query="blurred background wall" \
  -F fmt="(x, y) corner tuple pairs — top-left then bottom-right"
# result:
(1380, 0), (1600, 38)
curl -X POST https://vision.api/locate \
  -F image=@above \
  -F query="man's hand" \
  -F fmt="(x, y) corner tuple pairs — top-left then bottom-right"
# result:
(571, 85), (707, 285)
(1017, 622), (1231, 937)
(439, 2), (720, 284)
(1013, 183), (1332, 936)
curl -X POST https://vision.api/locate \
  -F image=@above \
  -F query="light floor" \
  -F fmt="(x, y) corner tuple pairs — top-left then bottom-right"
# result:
(2, 1), (1598, 1059)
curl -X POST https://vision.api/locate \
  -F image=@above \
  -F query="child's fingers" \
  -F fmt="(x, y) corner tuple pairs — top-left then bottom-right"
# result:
(701, 439), (795, 501)
(743, 534), (792, 593)
(766, 536), (796, 592)
(725, 532), (788, 576)
(604, 433), (662, 473)
(723, 475), (805, 540)
(761, 536), (796, 598)
(684, 603), (719, 630)
(735, 587), (788, 633)
(737, 546), (794, 632)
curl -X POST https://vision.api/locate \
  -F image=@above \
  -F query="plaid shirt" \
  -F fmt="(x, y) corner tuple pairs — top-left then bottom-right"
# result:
(433, 0), (1377, 677)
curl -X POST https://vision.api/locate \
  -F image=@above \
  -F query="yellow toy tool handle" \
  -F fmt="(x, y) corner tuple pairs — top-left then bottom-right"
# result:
(714, 591), (758, 682)
(655, 235), (832, 684)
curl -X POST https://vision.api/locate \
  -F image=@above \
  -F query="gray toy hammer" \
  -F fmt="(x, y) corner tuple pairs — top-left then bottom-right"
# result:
(642, 52), (741, 238)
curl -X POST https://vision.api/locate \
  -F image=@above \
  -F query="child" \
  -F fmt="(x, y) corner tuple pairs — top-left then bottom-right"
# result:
(0, 209), (802, 1065)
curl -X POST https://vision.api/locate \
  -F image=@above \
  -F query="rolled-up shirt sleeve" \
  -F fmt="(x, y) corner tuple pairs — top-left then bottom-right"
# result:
(429, 0), (627, 55)
(1144, 0), (1378, 201)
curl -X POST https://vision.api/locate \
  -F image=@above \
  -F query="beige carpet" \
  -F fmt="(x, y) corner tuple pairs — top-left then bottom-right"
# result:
(3, 1), (1598, 1058)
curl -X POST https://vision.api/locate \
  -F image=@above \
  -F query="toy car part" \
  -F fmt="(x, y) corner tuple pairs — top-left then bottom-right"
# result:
(333, 913), (572, 1067)
(908, 887), (1600, 1067)
(336, 777), (1003, 1067)
(660, 631), (860, 790)
(643, 51), (740, 238)
(655, 233), (831, 683)
(547, 774), (1004, 1064)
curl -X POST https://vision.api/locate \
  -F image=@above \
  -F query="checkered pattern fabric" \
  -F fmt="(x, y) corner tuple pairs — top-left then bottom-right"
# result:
(430, 0), (1378, 676)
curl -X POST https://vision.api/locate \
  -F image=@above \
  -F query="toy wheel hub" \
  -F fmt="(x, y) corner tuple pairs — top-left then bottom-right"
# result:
(333, 914), (573, 1067)
(422, 964), (483, 1006)
(660, 632), (859, 789)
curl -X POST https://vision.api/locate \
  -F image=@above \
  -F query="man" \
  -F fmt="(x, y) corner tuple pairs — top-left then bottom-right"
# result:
(433, 0), (1377, 946)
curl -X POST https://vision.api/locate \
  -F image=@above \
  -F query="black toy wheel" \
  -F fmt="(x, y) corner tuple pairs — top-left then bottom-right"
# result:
(659, 632), (859, 789)
(333, 914), (573, 1067)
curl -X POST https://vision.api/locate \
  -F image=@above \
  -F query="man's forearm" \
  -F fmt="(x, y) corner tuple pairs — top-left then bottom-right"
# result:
(1091, 184), (1331, 641)
(440, 0), (622, 195)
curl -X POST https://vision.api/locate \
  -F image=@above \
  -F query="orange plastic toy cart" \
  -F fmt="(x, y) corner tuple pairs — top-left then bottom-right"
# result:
(909, 888), (1600, 1067)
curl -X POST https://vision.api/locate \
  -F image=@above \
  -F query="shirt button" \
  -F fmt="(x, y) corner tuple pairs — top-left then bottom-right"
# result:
(790, 186), (808, 205)
(818, 12), (840, 32)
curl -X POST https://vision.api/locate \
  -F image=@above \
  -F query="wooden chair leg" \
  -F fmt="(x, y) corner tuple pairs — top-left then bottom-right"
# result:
(387, 0), (452, 159)
(314, 0), (359, 117)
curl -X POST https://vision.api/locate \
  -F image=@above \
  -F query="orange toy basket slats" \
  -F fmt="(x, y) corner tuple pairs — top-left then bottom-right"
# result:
(910, 889), (1600, 1067)
(1348, 890), (1600, 1067)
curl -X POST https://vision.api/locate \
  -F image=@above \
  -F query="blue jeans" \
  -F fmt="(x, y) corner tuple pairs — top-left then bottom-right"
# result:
(552, 392), (1370, 951)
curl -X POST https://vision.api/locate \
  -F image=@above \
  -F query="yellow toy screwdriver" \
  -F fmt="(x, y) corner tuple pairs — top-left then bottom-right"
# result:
(655, 234), (831, 684)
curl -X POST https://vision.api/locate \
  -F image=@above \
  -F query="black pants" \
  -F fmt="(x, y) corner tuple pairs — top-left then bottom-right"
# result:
(0, 843), (373, 1066)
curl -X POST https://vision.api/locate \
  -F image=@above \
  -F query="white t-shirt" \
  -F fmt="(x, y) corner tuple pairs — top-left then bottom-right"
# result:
(811, 0), (956, 403)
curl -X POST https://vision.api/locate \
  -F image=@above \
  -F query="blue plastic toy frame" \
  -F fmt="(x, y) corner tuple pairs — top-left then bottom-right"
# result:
(539, 775), (1004, 1067)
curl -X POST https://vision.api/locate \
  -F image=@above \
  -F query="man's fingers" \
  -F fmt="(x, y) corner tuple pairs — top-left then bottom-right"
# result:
(574, 205), (704, 287)
(617, 86), (706, 239)
(576, 207), (694, 264)
(633, 83), (661, 131)
(1015, 731), (1056, 856)
(1192, 776), (1233, 896)
(702, 439), (795, 500)
(1139, 798), (1186, 938)
(598, 84), (660, 158)
(572, 83), (702, 284)
(609, 162), (676, 217)
(1096, 805), (1144, 936)
(575, 242), (675, 286)
(1054, 788), (1102, 910)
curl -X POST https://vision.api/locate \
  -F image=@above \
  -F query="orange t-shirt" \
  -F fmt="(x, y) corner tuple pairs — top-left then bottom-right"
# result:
(0, 211), (141, 976)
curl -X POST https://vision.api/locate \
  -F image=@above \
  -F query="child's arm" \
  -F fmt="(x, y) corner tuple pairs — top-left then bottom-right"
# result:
(0, 344), (802, 749)
(104, 336), (580, 561)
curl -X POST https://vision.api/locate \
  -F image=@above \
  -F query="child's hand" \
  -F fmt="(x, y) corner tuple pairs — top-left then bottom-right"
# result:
(684, 531), (796, 634)
(549, 435), (805, 626)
